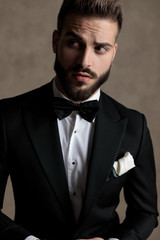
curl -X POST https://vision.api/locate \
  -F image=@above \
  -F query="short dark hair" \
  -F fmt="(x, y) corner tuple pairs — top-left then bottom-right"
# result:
(57, 0), (123, 36)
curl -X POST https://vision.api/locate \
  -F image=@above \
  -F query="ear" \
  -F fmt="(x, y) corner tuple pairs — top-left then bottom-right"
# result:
(52, 30), (60, 53)
(112, 43), (118, 62)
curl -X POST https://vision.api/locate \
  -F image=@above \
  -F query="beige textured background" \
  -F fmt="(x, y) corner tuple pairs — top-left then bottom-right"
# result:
(0, 0), (159, 239)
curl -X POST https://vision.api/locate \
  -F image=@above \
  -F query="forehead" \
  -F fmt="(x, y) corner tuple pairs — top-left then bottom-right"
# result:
(61, 13), (118, 42)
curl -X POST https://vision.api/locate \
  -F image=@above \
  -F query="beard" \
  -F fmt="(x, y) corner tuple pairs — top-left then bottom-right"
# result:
(54, 55), (111, 102)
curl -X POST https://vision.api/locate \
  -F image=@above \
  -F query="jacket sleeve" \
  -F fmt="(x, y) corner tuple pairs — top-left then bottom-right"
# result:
(117, 114), (159, 240)
(0, 103), (31, 240)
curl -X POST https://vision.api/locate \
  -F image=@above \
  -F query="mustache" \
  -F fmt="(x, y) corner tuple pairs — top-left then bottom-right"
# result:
(71, 66), (98, 79)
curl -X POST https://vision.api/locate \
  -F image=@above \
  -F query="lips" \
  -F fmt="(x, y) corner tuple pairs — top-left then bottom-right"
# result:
(72, 72), (92, 82)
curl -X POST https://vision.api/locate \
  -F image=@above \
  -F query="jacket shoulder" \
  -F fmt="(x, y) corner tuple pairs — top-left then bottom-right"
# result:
(100, 91), (144, 121)
(0, 80), (53, 111)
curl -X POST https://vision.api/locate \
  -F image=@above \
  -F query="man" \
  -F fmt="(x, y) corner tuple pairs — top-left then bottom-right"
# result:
(0, 0), (158, 239)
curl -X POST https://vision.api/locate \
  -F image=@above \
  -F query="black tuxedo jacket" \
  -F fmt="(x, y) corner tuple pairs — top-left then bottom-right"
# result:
(0, 80), (158, 240)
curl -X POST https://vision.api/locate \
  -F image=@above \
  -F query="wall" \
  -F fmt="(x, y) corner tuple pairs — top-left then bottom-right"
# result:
(0, 0), (159, 239)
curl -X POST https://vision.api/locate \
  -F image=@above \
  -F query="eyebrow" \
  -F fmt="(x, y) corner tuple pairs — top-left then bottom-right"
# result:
(65, 31), (114, 48)
(65, 31), (83, 40)
(94, 41), (113, 48)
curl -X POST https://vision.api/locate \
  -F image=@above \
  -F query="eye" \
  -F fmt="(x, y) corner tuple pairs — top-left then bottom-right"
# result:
(95, 46), (109, 54)
(67, 39), (80, 48)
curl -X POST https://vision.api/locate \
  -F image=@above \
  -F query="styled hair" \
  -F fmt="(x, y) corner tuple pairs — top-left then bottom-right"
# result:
(57, 0), (123, 36)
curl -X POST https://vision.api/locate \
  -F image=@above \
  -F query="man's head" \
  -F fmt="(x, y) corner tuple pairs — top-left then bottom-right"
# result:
(53, 0), (123, 102)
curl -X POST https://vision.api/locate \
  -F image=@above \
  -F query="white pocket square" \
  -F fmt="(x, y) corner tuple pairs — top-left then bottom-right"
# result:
(112, 152), (135, 178)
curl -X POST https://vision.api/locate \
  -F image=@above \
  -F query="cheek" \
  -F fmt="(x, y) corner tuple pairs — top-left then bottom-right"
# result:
(95, 56), (112, 76)
(57, 46), (77, 68)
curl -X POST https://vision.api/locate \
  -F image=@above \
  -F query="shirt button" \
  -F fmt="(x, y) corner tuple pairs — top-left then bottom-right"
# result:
(72, 161), (76, 165)
(73, 192), (77, 196)
(74, 130), (77, 133)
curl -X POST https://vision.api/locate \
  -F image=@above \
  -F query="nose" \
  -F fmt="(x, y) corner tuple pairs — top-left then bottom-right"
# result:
(76, 47), (92, 68)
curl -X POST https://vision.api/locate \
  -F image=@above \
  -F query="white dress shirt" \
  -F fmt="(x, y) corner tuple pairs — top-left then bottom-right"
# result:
(54, 82), (100, 220)
(25, 81), (119, 240)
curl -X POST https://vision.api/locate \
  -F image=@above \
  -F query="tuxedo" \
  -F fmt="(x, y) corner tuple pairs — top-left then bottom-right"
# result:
(0, 80), (158, 240)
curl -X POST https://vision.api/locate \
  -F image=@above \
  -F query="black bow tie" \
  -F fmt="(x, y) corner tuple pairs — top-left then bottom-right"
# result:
(53, 97), (99, 122)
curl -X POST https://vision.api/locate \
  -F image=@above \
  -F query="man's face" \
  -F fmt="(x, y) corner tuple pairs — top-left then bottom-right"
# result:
(53, 13), (118, 102)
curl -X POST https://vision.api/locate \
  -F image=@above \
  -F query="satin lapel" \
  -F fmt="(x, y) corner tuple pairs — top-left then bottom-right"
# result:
(22, 83), (73, 218)
(79, 94), (128, 222)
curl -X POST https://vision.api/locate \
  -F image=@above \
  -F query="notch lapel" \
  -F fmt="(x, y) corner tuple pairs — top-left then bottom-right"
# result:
(22, 82), (73, 219)
(78, 93), (128, 222)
